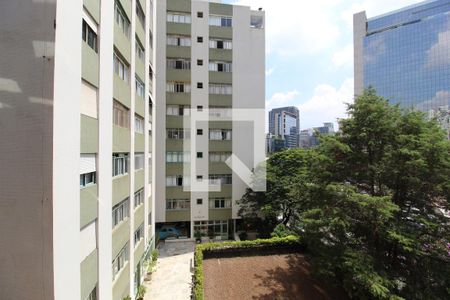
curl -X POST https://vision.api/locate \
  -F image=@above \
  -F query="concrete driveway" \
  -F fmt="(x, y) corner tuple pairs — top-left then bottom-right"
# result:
(144, 240), (196, 300)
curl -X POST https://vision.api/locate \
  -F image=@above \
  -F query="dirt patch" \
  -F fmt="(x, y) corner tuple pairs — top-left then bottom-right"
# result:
(203, 253), (349, 300)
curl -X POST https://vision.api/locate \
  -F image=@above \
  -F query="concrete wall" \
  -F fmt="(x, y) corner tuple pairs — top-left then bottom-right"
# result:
(353, 11), (367, 96)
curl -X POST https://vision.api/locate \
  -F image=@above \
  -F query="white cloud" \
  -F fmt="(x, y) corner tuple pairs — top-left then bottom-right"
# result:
(425, 27), (450, 69)
(417, 90), (450, 111)
(266, 90), (299, 110)
(298, 78), (354, 130)
(265, 67), (276, 77)
(332, 44), (353, 69)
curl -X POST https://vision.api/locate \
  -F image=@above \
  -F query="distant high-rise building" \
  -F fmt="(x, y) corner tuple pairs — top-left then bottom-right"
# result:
(299, 123), (335, 149)
(268, 106), (300, 148)
(354, 0), (450, 138)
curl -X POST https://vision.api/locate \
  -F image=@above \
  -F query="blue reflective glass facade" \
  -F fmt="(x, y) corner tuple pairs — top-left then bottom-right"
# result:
(359, 0), (450, 137)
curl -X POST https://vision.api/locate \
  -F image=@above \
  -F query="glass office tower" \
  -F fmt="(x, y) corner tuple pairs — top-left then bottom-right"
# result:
(354, 0), (450, 138)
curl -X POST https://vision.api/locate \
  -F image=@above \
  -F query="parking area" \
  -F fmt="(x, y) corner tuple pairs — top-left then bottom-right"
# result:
(144, 240), (196, 300)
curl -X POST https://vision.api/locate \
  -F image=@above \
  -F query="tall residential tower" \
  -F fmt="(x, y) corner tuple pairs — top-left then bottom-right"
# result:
(354, 0), (450, 137)
(268, 106), (300, 149)
(154, 0), (265, 239)
(0, 0), (155, 299)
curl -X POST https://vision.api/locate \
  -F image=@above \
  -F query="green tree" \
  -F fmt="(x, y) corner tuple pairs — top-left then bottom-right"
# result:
(302, 89), (450, 299)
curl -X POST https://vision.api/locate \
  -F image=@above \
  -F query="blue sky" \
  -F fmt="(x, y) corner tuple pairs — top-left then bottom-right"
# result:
(222, 0), (423, 130)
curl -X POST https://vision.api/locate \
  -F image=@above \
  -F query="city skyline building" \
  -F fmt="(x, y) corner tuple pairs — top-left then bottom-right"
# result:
(268, 106), (300, 149)
(299, 122), (335, 149)
(354, 0), (450, 138)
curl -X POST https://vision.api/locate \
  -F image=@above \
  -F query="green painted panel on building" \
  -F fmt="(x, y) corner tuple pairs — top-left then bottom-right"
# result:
(209, 71), (232, 84)
(209, 209), (232, 220)
(209, 121), (232, 129)
(134, 204), (145, 229)
(166, 139), (184, 151)
(166, 45), (191, 59)
(167, 22), (191, 35)
(83, 0), (100, 24)
(114, 25), (132, 64)
(135, 169), (145, 191)
(167, 68), (191, 82)
(209, 94), (232, 107)
(135, 96), (145, 119)
(166, 92), (191, 105)
(112, 174), (130, 207)
(134, 240), (145, 268)
(166, 163), (185, 175)
(112, 218), (130, 258)
(113, 75), (131, 108)
(166, 115), (187, 128)
(209, 2), (233, 16)
(209, 184), (232, 198)
(209, 140), (232, 152)
(80, 249), (98, 300)
(166, 187), (190, 199)
(112, 262), (130, 300)
(166, 210), (191, 222)
(167, 0), (191, 13)
(82, 43), (99, 87)
(136, 60), (146, 85)
(209, 163), (231, 174)
(118, 0), (132, 20)
(138, 0), (146, 13)
(81, 115), (99, 154)
(113, 125), (131, 153)
(135, 133), (145, 152)
(136, 21), (146, 48)
(209, 48), (232, 61)
(80, 184), (98, 229)
(209, 26), (233, 39)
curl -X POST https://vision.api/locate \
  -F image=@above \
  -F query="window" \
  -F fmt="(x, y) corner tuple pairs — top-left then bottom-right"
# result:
(167, 128), (190, 139)
(134, 189), (144, 208)
(197, 82), (203, 89)
(112, 153), (129, 176)
(134, 223), (144, 245)
(113, 53), (129, 82)
(197, 36), (203, 43)
(166, 105), (191, 116)
(197, 12), (203, 18)
(112, 198), (130, 228)
(82, 20), (98, 52)
(135, 77), (145, 98)
(166, 175), (186, 187)
(197, 198), (203, 205)
(209, 83), (232, 95)
(197, 106), (203, 111)
(167, 58), (191, 70)
(209, 107), (232, 118)
(166, 151), (190, 163)
(197, 152), (203, 158)
(197, 129), (203, 135)
(197, 59), (203, 66)
(136, 40), (145, 62)
(209, 61), (232, 72)
(113, 100), (130, 128)
(209, 174), (232, 185)
(250, 15), (264, 29)
(135, 115), (144, 134)
(209, 39), (232, 50)
(136, 1), (145, 27)
(166, 82), (191, 93)
(112, 243), (129, 280)
(80, 172), (96, 188)
(166, 199), (190, 210)
(209, 152), (231, 162)
(115, 2), (130, 38)
(209, 129), (232, 140)
(135, 153), (144, 170)
(210, 198), (232, 209)
(167, 12), (191, 24)
(86, 287), (97, 300)
(197, 175), (203, 181)
(167, 35), (191, 46)
(209, 15), (232, 27)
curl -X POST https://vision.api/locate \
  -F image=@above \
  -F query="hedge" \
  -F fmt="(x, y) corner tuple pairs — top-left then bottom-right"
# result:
(192, 236), (303, 300)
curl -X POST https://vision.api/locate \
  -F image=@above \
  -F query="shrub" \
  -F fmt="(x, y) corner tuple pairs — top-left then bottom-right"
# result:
(151, 249), (159, 262)
(271, 224), (298, 238)
(136, 285), (146, 300)
(192, 236), (302, 300)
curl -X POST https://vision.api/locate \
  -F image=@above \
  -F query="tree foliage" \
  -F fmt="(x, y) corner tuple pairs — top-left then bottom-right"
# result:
(239, 88), (450, 299)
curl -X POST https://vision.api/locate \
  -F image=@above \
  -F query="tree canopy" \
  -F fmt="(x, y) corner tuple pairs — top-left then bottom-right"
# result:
(239, 88), (450, 299)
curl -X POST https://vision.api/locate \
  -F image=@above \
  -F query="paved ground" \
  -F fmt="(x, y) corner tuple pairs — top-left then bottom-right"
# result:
(144, 240), (196, 300)
(203, 254), (349, 300)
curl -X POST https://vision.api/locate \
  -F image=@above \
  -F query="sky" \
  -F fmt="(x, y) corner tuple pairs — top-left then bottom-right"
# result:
(222, 0), (423, 130)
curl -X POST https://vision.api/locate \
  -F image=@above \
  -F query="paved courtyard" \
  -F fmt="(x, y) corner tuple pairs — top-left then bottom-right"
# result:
(144, 240), (196, 300)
